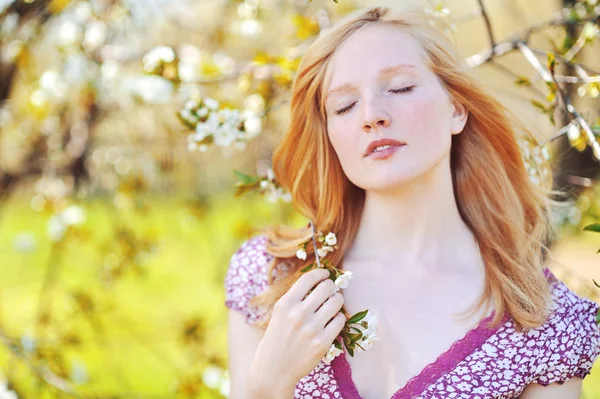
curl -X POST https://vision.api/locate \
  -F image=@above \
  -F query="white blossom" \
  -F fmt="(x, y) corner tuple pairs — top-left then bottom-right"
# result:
(0, 378), (17, 399)
(133, 75), (174, 104)
(334, 271), (353, 291)
(296, 248), (307, 260)
(322, 343), (343, 364)
(56, 20), (82, 47)
(360, 333), (380, 350)
(541, 146), (550, 160)
(142, 46), (176, 72)
(324, 232), (337, 246)
(203, 97), (219, 110)
(83, 20), (107, 50)
(47, 206), (86, 242)
(202, 365), (223, 389)
(243, 116), (262, 138)
(62, 206), (86, 226)
(317, 245), (334, 258)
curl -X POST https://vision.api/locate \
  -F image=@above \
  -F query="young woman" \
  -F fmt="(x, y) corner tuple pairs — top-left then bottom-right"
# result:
(224, 6), (600, 399)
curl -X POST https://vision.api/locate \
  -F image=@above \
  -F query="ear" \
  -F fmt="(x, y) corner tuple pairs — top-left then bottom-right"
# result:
(450, 101), (468, 135)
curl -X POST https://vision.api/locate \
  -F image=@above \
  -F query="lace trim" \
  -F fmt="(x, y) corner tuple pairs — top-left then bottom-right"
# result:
(330, 267), (554, 399)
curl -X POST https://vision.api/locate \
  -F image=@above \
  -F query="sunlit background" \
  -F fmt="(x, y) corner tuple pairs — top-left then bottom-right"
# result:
(0, 0), (599, 397)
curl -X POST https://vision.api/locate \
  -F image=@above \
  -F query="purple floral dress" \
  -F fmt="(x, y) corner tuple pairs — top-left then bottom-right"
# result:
(224, 235), (600, 398)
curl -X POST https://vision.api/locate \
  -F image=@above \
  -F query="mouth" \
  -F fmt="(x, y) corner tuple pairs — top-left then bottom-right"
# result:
(364, 139), (407, 157)
(366, 144), (406, 159)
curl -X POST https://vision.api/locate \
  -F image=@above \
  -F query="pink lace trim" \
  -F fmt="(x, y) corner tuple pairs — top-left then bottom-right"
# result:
(331, 267), (554, 399)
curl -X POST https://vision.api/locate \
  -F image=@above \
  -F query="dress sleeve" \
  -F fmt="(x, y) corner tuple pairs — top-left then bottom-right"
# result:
(529, 276), (600, 386)
(224, 234), (289, 325)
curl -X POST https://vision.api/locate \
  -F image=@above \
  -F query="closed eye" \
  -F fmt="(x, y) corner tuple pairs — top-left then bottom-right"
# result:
(334, 86), (415, 115)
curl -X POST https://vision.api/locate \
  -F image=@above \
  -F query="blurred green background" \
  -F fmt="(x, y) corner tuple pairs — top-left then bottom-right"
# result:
(1, 0), (600, 397)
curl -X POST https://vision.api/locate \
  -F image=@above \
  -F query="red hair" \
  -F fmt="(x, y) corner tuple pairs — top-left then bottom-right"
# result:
(248, 6), (560, 332)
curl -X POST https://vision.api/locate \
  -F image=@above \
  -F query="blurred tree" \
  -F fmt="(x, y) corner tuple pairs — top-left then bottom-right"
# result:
(0, 0), (599, 397)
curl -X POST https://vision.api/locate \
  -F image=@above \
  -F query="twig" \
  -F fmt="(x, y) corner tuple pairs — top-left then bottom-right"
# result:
(476, 0), (496, 54)
(309, 220), (322, 268)
(516, 41), (600, 160)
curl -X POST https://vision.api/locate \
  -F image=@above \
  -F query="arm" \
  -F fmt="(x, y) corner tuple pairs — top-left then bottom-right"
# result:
(518, 378), (582, 399)
(226, 309), (296, 399)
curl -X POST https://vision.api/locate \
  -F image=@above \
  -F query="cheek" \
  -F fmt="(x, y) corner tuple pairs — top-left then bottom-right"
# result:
(327, 122), (359, 161)
(398, 94), (449, 141)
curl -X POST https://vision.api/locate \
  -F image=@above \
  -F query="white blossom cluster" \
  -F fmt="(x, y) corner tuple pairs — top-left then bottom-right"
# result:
(517, 138), (551, 186)
(296, 231), (337, 261)
(180, 97), (263, 153)
(259, 168), (292, 203)
(323, 311), (379, 365)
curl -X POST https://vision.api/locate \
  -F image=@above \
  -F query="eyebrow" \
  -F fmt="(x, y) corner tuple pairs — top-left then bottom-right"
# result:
(325, 64), (418, 99)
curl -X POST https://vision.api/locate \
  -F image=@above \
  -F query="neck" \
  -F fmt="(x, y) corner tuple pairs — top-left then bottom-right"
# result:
(345, 157), (481, 276)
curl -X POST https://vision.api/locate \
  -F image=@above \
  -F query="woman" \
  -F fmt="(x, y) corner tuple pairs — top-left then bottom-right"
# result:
(224, 6), (600, 399)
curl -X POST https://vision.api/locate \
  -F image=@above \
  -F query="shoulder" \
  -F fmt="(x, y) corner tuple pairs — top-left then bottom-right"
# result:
(223, 234), (291, 324)
(527, 268), (600, 386)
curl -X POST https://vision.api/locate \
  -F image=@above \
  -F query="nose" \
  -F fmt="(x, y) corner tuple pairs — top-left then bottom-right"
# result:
(362, 100), (391, 132)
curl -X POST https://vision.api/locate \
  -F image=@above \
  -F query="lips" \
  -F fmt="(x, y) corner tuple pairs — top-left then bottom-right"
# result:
(364, 138), (406, 157)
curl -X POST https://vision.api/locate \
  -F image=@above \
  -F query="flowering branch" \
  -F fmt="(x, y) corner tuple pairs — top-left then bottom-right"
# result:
(516, 42), (600, 160)
(297, 223), (379, 363)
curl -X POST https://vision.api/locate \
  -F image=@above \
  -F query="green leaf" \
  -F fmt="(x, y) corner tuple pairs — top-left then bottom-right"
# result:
(547, 52), (556, 75)
(233, 170), (261, 185)
(347, 309), (369, 324)
(341, 334), (354, 357)
(548, 108), (556, 126)
(514, 76), (532, 87)
(300, 263), (315, 273)
(333, 339), (343, 351)
(328, 268), (336, 281)
(596, 308), (600, 326)
(562, 35), (576, 54)
(233, 170), (263, 197)
(349, 326), (363, 334)
(348, 333), (363, 344)
(583, 223), (600, 233)
(530, 99), (549, 113)
(346, 344), (354, 357)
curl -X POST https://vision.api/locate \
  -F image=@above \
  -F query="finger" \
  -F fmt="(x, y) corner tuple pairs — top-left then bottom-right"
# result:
(314, 292), (344, 329)
(285, 268), (330, 303)
(321, 312), (347, 343)
(301, 278), (336, 314)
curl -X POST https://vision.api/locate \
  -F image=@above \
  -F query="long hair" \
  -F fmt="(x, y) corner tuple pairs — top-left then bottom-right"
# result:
(247, 6), (561, 332)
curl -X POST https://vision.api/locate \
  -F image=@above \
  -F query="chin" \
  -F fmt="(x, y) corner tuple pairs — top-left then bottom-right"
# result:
(353, 170), (423, 193)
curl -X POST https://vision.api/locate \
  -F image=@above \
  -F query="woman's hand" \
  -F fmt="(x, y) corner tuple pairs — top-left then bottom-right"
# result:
(248, 267), (346, 394)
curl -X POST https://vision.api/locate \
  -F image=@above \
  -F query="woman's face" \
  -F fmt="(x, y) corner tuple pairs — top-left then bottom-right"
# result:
(324, 23), (468, 192)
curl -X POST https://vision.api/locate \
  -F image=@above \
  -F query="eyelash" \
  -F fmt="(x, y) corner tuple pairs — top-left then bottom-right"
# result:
(335, 86), (415, 115)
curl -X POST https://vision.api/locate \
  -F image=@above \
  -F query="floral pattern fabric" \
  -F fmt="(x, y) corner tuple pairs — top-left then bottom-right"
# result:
(224, 234), (600, 398)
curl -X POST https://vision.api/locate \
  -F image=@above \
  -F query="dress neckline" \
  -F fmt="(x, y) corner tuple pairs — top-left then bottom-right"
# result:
(330, 267), (554, 399)
(330, 309), (510, 399)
